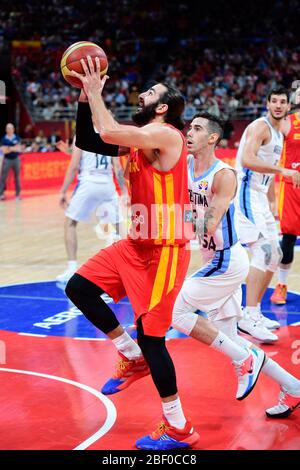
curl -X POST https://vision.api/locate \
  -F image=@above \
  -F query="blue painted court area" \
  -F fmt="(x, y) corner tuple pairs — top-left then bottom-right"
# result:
(0, 281), (300, 339)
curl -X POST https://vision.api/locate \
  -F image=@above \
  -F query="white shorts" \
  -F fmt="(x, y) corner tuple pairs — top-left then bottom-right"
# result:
(174, 242), (249, 321)
(66, 180), (123, 224)
(236, 189), (278, 244)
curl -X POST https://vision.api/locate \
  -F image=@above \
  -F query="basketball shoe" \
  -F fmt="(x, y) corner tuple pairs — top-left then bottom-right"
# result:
(238, 312), (278, 343)
(270, 284), (287, 305)
(257, 305), (280, 329)
(234, 347), (266, 400)
(266, 387), (300, 418)
(101, 352), (150, 395)
(135, 416), (200, 450)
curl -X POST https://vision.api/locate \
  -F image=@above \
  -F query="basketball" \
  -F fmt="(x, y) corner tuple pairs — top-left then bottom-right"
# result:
(60, 41), (108, 88)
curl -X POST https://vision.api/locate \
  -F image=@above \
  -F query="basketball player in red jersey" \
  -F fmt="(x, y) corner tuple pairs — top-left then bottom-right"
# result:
(66, 57), (201, 450)
(65, 57), (264, 450)
(271, 86), (300, 304)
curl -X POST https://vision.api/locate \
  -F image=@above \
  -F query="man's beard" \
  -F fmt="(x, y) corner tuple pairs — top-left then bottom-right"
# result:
(132, 102), (158, 126)
(270, 111), (285, 121)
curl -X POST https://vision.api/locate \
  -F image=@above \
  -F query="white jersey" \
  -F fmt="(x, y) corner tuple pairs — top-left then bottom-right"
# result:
(236, 116), (283, 194)
(78, 151), (114, 183)
(188, 157), (238, 256)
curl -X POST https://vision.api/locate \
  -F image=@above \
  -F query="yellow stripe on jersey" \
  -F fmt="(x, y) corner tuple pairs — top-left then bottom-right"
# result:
(280, 140), (287, 168)
(278, 180), (285, 220)
(165, 173), (175, 245)
(149, 246), (170, 311)
(153, 173), (163, 244)
(167, 246), (179, 294)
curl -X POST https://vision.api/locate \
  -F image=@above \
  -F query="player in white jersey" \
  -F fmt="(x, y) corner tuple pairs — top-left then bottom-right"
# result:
(56, 141), (125, 282)
(172, 112), (300, 417)
(235, 87), (300, 342)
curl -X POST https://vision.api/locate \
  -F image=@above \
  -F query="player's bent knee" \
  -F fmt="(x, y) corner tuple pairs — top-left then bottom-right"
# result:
(171, 310), (198, 335)
(249, 238), (272, 272)
(268, 241), (283, 272)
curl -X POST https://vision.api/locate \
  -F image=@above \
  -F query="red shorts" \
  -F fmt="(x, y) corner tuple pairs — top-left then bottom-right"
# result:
(77, 238), (191, 336)
(279, 181), (300, 235)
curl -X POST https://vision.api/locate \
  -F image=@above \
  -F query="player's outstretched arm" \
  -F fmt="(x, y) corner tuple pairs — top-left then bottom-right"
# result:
(71, 56), (179, 151)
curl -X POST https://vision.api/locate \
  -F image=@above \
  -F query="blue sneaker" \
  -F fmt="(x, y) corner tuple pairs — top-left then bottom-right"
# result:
(101, 353), (150, 395)
(135, 417), (200, 450)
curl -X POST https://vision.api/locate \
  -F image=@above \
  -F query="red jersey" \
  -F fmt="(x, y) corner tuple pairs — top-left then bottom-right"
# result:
(125, 127), (193, 245)
(281, 112), (300, 183)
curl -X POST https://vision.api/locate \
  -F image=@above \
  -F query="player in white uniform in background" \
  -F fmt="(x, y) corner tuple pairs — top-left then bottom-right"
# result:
(235, 87), (300, 343)
(172, 112), (300, 418)
(56, 140), (125, 282)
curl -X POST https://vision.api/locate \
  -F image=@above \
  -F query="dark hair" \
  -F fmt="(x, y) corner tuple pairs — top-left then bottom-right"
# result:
(267, 87), (290, 102)
(192, 111), (225, 145)
(158, 83), (185, 130)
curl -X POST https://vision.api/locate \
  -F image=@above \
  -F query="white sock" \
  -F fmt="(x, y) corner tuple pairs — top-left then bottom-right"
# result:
(213, 317), (300, 393)
(162, 397), (186, 429)
(112, 331), (142, 360)
(262, 358), (300, 393)
(257, 303), (261, 314)
(278, 268), (289, 285)
(245, 306), (259, 318)
(67, 260), (77, 270)
(211, 331), (248, 362)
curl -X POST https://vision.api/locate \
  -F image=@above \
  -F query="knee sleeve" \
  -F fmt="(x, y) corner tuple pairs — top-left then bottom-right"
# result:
(249, 238), (272, 272)
(281, 234), (297, 265)
(137, 320), (177, 398)
(65, 273), (120, 334)
(172, 308), (198, 336)
(268, 239), (283, 272)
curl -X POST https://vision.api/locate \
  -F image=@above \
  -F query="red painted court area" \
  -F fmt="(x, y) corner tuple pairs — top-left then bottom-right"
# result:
(1, 327), (300, 450)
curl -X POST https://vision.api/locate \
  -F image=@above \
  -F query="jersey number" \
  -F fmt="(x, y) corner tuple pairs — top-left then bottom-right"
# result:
(95, 154), (109, 170)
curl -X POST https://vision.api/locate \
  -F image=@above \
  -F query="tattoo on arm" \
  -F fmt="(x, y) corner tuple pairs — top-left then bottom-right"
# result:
(204, 206), (216, 234)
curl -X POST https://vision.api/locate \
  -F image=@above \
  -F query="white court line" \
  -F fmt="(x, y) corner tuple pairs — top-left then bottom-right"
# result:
(0, 279), (55, 288)
(74, 337), (106, 341)
(0, 368), (117, 450)
(0, 294), (66, 301)
(18, 333), (47, 337)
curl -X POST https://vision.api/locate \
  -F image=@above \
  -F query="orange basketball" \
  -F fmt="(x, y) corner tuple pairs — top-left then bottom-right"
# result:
(60, 41), (108, 88)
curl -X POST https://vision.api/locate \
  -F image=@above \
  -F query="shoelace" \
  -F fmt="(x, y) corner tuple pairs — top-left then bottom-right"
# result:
(234, 361), (247, 377)
(152, 421), (170, 439)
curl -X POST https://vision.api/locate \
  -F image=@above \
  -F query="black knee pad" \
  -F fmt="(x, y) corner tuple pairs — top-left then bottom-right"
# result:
(65, 273), (120, 334)
(137, 320), (177, 398)
(281, 234), (297, 265)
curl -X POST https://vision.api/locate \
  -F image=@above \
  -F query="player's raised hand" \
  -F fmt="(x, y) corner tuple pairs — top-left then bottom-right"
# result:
(70, 56), (109, 97)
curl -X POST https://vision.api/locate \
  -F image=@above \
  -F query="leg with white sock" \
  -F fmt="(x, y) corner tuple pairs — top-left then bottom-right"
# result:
(214, 316), (300, 394)
(135, 319), (200, 450)
(56, 217), (79, 282)
(238, 239), (279, 341)
(172, 291), (249, 362)
(172, 289), (265, 399)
